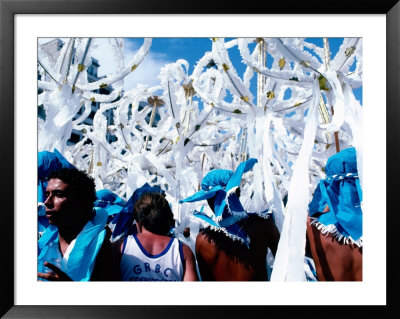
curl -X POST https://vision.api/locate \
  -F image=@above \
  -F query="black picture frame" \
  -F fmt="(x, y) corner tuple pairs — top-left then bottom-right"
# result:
(1, 0), (399, 317)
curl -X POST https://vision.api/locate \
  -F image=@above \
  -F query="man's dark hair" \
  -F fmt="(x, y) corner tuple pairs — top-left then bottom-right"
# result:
(134, 192), (174, 236)
(48, 168), (96, 215)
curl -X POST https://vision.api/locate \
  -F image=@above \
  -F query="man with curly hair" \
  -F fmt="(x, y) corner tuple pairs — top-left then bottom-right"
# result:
(37, 168), (117, 281)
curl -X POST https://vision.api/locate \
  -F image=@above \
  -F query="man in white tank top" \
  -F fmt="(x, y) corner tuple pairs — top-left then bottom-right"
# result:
(116, 192), (198, 281)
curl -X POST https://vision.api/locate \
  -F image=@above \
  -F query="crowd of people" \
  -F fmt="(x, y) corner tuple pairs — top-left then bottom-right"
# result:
(37, 147), (363, 282)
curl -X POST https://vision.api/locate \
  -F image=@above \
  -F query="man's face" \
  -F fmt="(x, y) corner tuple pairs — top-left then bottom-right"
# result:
(44, 178), (82, 228)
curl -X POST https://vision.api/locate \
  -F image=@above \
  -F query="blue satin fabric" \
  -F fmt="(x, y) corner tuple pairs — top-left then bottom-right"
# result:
(308, 147), (362, 241)
(110, 183), (164, 241)
(38, 208), (108, 281)
(94, 189), (126, 226)
(180, 158), (262, 245)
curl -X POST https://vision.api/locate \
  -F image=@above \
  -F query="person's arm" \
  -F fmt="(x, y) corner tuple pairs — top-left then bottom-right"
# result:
(182, 243), (199, 281)
(195, 232), (216, 281)
(266, 218), (280, 257)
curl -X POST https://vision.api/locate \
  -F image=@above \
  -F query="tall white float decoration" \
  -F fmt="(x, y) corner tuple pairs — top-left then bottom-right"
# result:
(37, 37), (362, 281)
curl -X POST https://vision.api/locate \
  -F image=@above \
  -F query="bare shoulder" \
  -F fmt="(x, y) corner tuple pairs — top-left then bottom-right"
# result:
(181, 241), (194, 257)
(180, 240), (199, 281)
(307, 218), (362, 281)
(195, 231), (212, 253)
(195, 231), (208, 246)
(195, 231), (219, 261)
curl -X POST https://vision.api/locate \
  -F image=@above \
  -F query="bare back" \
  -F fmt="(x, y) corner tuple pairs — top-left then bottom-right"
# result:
(307, 215), (362, 281)
(196, 232), (263, 281)
(115, 228), (199, 281)
(195, 216), (280, 281)
(135, 232), (172, 255)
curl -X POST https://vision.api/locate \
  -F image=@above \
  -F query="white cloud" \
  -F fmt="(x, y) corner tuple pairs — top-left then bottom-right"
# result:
(90, 38), (171, 91)
(38, 37), (172, 93)
(122, 50), (170, 91)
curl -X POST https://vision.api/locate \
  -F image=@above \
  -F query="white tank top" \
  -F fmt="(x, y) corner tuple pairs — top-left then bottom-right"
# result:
(120, 234), (184, 281)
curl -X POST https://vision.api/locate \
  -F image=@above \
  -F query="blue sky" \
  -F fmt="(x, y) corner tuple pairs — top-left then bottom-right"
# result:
(92, 37), (362, 105)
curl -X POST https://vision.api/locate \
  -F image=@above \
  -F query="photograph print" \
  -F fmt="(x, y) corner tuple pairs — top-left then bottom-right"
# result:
(37, 37), (363, 283)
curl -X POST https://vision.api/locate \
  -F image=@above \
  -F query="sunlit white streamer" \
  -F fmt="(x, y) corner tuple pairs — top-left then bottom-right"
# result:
(271, 77), (321, 281)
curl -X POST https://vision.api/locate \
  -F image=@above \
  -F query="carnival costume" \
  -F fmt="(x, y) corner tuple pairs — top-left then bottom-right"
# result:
(308, 147), (363, 246)
(180, 158), (271, 246)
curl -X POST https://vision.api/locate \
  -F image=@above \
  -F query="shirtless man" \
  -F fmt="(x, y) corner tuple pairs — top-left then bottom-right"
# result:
(306, 208), (362, 281)
(181, 158), (280, 281)
(115, 192), (198, 281)
(306, 147), (363, 281)
(196, 211), (280, 281)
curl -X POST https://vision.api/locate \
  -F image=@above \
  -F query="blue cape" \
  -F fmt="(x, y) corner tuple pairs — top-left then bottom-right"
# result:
(308, 147), (363, 244)
(38, 208), (108, 281)
(180, 158), (269, 245)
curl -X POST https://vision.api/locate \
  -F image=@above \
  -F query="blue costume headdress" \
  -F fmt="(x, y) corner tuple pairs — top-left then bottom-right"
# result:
(110, 183), (165, 241)
(94, 189), (126, 224)
(180, 158), (269, 245)
(308, 147), (363, 246)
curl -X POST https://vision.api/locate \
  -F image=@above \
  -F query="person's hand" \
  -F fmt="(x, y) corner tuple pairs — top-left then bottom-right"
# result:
(37, 262), (73, 281)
